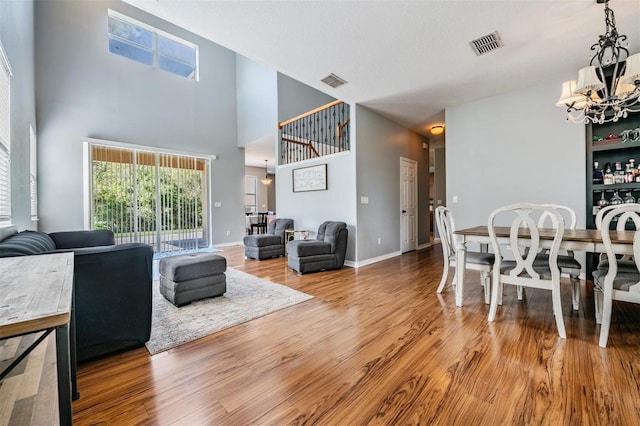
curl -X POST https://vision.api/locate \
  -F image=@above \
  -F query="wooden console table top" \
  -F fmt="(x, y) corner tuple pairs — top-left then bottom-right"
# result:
(0, 252), (74, 339)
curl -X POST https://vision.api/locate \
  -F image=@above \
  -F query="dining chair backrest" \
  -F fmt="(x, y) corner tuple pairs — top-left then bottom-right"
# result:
(595, 204), (637, 264)
(599, 205), (640, 281)
(595, 204), (637, 231)
(596, 204), (640, 347)
(488, 203), (564, 282)
(537, 204), (577, 230)
(435, 206), (456, 260)
(488, 203), (566, 338)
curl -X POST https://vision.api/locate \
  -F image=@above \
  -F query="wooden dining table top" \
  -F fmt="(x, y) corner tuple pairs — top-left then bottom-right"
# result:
(455, 226), (636, 245)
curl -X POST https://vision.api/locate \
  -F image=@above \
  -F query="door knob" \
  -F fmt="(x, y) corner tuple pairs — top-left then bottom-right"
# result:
(402, 210), (407, 213)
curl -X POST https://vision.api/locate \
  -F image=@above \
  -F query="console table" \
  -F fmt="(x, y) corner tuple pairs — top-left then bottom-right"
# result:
(0, 252), (76, 425)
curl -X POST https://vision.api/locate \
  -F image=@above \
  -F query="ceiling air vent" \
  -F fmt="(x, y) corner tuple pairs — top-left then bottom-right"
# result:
(321, 73), (347, 88)
(469, 31), (503, 56)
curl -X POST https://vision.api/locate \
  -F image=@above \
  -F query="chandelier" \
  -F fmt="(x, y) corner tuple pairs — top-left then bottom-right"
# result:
(556, 0), (640, 124)
(260, 160), (272, 185)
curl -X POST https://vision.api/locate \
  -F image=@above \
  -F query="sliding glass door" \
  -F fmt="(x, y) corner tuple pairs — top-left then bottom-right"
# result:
(90, 144), (210, 253)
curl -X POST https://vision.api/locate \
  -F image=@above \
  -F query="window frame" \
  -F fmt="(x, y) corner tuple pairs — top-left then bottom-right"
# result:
(0, 41), (12, 225)
(107, 9), (199, 81)
(30, 124), (38, 221)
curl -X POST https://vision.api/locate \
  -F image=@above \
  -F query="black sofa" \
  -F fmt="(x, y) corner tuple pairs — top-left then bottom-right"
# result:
(0, 228), (153, 361)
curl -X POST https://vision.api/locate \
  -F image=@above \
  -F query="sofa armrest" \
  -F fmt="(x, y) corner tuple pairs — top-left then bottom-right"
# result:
(49, 230), (115, 249)
(71, 242), (153, 360)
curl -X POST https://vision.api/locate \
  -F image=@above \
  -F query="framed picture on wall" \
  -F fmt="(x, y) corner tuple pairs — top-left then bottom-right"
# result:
(292, 164), (327, 192)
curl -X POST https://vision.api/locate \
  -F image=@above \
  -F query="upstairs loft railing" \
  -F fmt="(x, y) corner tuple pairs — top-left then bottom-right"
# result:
(279, 100), (350, 165)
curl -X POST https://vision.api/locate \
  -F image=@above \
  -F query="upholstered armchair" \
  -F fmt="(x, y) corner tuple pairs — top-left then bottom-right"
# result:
(287, 221), (348, 275)
(243, 218), (293, 260)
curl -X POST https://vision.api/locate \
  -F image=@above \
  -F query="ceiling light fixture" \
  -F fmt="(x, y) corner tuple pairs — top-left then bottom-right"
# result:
(260, 160), (272, 185)
(430, 125), (444, 135)
(557, 0), (640, 124)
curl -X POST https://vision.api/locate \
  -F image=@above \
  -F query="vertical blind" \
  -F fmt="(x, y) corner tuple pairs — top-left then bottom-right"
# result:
(0, 48), (10, 222)
(91, 144), (208, 252)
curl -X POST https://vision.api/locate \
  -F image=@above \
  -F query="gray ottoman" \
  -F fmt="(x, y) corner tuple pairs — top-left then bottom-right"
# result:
(159, 252), (227, 307)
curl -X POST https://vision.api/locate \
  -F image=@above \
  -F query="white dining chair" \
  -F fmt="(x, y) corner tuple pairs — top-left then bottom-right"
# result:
(533, 204), (582, 311)
(595, 204), (638, 273)
(487, 203), (566, 338)
(435, 206), (494, 304)
(592, 204), (640, 347)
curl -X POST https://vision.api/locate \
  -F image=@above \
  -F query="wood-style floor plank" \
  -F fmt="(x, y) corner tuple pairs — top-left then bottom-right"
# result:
(5, 243), (640, 424)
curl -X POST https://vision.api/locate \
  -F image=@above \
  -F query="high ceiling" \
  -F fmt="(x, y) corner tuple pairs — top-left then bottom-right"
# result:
(125, 0), (640, 166)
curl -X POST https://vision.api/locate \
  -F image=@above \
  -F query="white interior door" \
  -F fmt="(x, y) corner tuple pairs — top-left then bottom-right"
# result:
(400, 157), (417, 253)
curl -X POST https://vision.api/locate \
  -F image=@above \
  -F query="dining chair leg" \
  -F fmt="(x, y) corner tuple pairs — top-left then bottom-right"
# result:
(517, 285), (523, 301)
(436, 257), (450, 293)
(552, 286), (567, 338)
(598, 289), (613, 347)
(594, 286), (603, 325)
(488, 272), (500, 322)
(481, 272), (491, 304)
(570, 275), (580, 311)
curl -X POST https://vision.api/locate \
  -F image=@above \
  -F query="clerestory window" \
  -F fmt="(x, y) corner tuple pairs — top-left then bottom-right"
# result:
(107, 9), (199, 80)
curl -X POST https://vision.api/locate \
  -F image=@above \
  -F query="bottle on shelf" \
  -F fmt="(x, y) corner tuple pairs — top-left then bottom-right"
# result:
(614, 162), (625, 184)
(604, 163), (614, 185)
(593, 161), (604, 184)
(598, 191), (609, 208)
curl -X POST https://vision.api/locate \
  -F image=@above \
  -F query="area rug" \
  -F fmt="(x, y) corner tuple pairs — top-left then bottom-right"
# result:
(145, 268), (313, 355)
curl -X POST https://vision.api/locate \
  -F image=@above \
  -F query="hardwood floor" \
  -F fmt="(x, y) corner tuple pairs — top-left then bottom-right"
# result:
(5, 243), (640, 424)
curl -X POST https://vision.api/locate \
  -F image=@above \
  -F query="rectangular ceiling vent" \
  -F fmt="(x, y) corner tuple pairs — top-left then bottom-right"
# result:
(469, 31), (503, 56)
(321, 73), (347, 88)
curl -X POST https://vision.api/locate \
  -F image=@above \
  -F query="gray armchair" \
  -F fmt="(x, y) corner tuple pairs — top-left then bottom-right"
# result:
(287, 221), (348, 275)
(243, 218), (294, 260)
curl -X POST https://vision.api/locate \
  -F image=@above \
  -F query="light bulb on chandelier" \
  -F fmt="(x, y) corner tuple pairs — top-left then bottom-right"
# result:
(261, 160), (272, 185)
(556, 0), (640, 124)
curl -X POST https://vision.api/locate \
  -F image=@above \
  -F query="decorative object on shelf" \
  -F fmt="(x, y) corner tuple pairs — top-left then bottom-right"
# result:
(292, 163), (328, 192)
(430, 125), (444, 135)
(624, 191), (636, 203)
(593, 135), (604, 141)
(610, 191), (624, 205)
(606, 133), (618, 140)
(598, 191), (609, 208)
(556, 0), (640, 124)
(260, 160), (272, 185)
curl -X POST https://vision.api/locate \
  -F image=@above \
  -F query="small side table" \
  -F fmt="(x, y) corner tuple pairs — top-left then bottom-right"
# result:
(285, 230), (309, 254)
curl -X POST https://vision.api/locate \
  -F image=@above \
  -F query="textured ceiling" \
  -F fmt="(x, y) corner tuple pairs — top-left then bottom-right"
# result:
(124, 0), (640, 166)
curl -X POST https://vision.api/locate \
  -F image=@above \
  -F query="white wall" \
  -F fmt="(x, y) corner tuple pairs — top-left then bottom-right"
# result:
(446, 79), (585, 247)
(276, 152), (357, 261)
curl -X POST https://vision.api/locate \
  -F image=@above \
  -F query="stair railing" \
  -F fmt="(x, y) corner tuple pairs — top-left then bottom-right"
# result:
(279, 100), (350, 165)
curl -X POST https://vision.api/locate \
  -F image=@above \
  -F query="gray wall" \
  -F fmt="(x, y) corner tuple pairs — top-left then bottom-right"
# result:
(244, 165), (272, 212)
(446, 79), (585, 251)
(355, 105), (430, 261)
(275, 73), (356, 261)
(35, 0), (245, 244)
(236, 55), (277, 147)
(277, 73), (336, 122)
(0, 0), (36, 231)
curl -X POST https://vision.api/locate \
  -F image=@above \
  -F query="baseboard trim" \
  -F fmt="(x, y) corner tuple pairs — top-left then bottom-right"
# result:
(345, 251), (402, 269)
(213, 241), (244, 248)
(417, 242), (432, 250)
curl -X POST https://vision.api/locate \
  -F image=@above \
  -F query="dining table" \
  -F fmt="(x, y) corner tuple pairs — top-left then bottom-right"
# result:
(452, 226), (637, 307)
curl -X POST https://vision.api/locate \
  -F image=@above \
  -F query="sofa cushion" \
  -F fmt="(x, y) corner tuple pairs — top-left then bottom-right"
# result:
(289, 240), (331, 257)
(0, 231), (56, 257)
(243, 234), (282, 247)
(49, 229), (115, 249)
